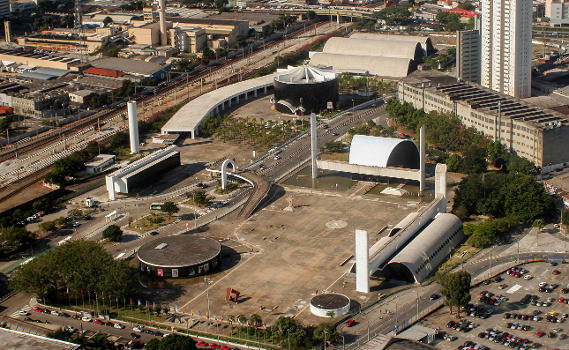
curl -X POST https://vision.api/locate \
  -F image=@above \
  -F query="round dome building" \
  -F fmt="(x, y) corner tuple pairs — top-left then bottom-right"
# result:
(273, 65), (338, 114)
(137, 236), (221, 278)
(310, 293), (351, 317)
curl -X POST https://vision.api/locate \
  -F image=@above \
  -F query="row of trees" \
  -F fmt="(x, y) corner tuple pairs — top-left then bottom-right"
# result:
(11, 240), (136, 303)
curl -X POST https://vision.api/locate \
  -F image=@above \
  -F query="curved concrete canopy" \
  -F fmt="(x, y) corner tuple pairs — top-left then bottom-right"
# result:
(382, 213), (463, 283)
(349, 135), (420, 169)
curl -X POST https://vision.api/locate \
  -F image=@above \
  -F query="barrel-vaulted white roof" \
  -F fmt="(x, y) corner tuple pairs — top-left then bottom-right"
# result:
(385, 213), (463, 283)
(309, 53), (412, 78)
(349, 135), (420, 169)
(349, 33), (434, 55)
(322, 37), (423, 60)
(161, 74), (273, 136)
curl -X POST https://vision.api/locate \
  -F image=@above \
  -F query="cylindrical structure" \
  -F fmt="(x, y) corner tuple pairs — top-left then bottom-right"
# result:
(137, 236), (222, 278)
(127, 101), (139, 154)
(310, 293), (350, 317)
(310, 113), (318, 179)
(159, 0), (167, 46)
(273, 65), (338, 114)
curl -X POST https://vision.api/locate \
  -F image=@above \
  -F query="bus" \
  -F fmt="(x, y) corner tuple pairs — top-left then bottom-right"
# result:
(150, 203), (164, 210)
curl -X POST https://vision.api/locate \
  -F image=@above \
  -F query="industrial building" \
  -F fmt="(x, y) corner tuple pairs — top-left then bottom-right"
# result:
(88, 57), (170, 81)
(105, 146), (180, 200)
(398, 70), (569, 171)
(137, 236), (222, 278)
(0, 49), (82, 71)
(169, 26), (207, 53)
(166, 18), (249, 49)
(309, 34), (429, 78)
(273, 65), (338, 114)
(84, 154), (116, 175)
(0, 78), (70, 118)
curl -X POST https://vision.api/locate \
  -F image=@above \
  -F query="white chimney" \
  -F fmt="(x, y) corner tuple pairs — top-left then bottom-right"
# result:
(159, 0), (167, 46)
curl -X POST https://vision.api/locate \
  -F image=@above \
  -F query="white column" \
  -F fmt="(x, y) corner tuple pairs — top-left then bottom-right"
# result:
(355, 229), (370, 293)
(254, 90), (258, 97)
(419, 125), (426, 194)
(127, 101), (139, 154)
(435, 163), (448, 212)
(310, 113), (318, 179)
(106, 176), (116, 201)
(158, 0), (167, 46)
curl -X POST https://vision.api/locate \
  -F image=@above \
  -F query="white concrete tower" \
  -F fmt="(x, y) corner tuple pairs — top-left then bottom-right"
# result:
(127, 101), (140, 154)
(419, 125), (426, 194)
(481, 0), (532, 98)
(310, 113), (318, 179)
(435, 163), (448, 212)
(158, 0), (167, 46)
(355, 229), (370, 293)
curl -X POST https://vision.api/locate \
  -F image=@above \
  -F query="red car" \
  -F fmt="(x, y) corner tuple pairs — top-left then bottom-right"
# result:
(536, 331), (545, 338)
(32, 307), (43, 312)
(210, 344), (220, 349)
(553, 270), (561, 275)
(346, 318), (356, 327)
(197, 341), (208, 347)
(221, 346), (230, 350)
(93, 319), (103, 325)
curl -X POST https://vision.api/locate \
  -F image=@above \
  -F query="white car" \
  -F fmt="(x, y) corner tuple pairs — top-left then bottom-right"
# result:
(114, 323), (125, 329)
(51, 310), (60, 316)
(81, 315), (92, 322)
(18, 310), (30, 316)
(133, 326), (143, 332)
(524, 274), (532, 280)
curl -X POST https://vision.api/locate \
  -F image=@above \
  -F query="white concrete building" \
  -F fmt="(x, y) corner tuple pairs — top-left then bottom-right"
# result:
(481, 0), (532, 98)
(546, 0), (569, 25)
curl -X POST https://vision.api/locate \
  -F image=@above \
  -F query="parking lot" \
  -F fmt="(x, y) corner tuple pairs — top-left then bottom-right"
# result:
(420, 261), (569, 350)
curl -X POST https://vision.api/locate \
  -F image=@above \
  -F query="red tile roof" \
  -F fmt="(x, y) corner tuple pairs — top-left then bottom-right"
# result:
(83, 67), (126, 78)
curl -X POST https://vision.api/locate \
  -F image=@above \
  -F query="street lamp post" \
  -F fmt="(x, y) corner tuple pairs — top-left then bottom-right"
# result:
(324, 329), (328, 350)
(339, 334), (345, 350)
(352, 98), (355, 115)
(204, 278), (212, 319)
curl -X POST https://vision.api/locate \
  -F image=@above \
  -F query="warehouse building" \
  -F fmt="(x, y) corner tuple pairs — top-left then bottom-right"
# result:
(309, 35), (429, 78)
(398, 70), (569, 171)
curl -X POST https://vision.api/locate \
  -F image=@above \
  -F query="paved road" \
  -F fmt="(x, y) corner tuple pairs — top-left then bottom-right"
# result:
(253, 98), (389, 183)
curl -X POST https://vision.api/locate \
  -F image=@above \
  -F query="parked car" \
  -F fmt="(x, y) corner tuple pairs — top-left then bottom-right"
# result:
(346, 318), (356, 327)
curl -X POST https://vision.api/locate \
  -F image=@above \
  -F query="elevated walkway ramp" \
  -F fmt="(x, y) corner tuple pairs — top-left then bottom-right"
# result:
(237, 172), (271, 218)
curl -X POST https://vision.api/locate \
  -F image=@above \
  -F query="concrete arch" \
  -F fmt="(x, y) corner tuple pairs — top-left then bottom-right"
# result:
(349, 135), (420, 169)
(221, 159), (236, 190)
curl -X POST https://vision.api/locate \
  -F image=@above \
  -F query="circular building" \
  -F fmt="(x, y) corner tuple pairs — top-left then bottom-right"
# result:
(310, 293), (351, 317)
(273, 65), (338, 114)
(137, 236), (221, 278)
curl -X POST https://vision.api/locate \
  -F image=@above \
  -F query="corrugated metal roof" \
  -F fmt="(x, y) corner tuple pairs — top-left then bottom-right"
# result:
(310, 53), (412, 78)
(83, 67), (126, 78)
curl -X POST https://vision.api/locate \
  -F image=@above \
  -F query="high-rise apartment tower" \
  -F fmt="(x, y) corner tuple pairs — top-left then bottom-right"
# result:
(481, 0), (532, 98)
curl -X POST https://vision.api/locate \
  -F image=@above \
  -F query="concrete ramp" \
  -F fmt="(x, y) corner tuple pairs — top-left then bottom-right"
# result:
(237, 172), (271, 218)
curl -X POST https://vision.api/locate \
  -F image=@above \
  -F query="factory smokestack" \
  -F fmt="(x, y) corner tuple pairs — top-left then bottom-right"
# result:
(159, 0), (167, 46)
(127, 101), (140, 154)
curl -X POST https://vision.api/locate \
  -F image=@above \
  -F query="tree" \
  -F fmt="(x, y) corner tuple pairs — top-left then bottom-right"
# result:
(313, 322), (338, 344)
(458, 2), (476, 11)
(145, 338), (161, 350)
(563, 210), (569, 227)
(439, 271), (471, 315)
(103, 16), (113, 26)
(156, 334), (197, 350)
(0, 226), (35, 256)
(102, 225), (123, 242)
(274, 316), (307, 348)
(160, 202), (179, 216)
(10, 240), (135, 303)
(446, 154), (463, 172)
(39, 221), (57, 233)
(250, 314), (262, 327)
(32, 198), (53, 213)
(375, 5), (411, 25)
(202, 47), (215, 61)
(532, 218), (545, 230)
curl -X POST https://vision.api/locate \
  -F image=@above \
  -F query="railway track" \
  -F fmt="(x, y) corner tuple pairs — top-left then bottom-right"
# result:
(0, 20), (327, 164)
